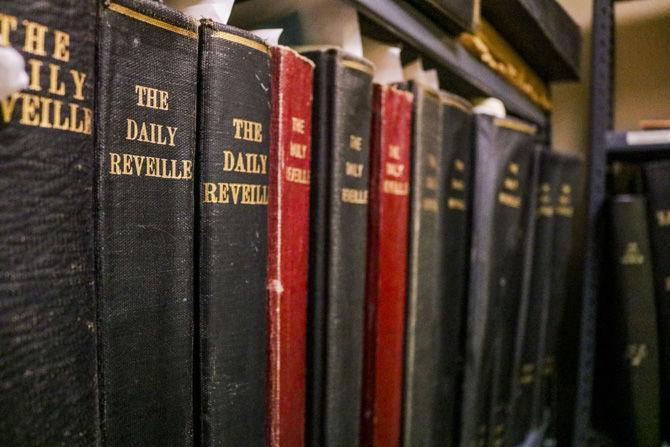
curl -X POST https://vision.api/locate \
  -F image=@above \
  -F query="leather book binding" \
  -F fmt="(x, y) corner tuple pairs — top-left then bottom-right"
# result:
(96, 1), (197, 445)
(401, 81), (445, 447)
(197, 21), (271, 447)
(540, 154), (583, 441)
(435, 92), (474, 447)
(505, 150), (562, 445)
(0, 1), (99, 444)
(267, 45), (314, 447)
(361, 84), (413, 447)
(600, 195), (661, 445)
(487, 143), (539, 447)
(460, 114), (537, 447)
(300, 47), (374, 447)
(641, 160), (670, 441)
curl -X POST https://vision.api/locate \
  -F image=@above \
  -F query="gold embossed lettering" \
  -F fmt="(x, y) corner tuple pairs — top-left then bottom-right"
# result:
(292, 117), (305, 134)
(0, 13), (17, 46)
(233, 118), (263, 142)
(52, 30), (70, 62)
(70, 70), (86, 101)
(22, 20), (48, 56)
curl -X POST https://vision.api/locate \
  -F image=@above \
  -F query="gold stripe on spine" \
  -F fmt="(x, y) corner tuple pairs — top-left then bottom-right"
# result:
(441, 95), (472, 114)
(108, 3), (197, 38)
(212, 31), (269, 54)
(342, 59), (374, 75)
(494, 117), (537, 135)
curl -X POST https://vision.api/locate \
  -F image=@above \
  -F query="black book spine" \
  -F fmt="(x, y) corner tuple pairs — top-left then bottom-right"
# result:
(642, 160), (670, 442)
(301, 48), (373, 447)
(604, 195), (661, 445)
(96, 1), (197, 445)
(401, 82), (444, 447)
(460, 115), (537, 447)
(540, 154), (583, 441)
(505, 150), (562, 445)
(0, 1), (99, 444)
(487, 143), (539, 447)
(435, 93), (473, 447)
(197, 22), (271, 446)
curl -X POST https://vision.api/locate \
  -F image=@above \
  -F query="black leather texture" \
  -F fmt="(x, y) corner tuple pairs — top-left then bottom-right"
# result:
(301, 48), (373, 447)
(401, 82), (444, 447)
(642, 160), (670, 442)
(547, 154), (583, 444)
(461, 114), (537, 447)
(0, 1), (100, 445)
(487, 144), (539, 447)
(435, 95), (473, 447)
(506, 150), (562, 445)
(96, 0), (197, 445)
(196, 22), (271, 447)
(596, 195), (661, 445)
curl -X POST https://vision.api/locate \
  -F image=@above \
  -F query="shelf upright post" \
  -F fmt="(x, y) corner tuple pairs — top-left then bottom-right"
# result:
(574, 0), (615, 445)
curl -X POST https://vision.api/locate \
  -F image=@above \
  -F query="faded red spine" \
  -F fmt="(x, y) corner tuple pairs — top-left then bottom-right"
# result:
(361, 85), (413, 447)
(267, 46), (314, 447)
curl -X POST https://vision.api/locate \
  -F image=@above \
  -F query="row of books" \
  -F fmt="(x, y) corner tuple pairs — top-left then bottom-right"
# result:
(595, 161), (670, 446)
(0, 0), (583, 446)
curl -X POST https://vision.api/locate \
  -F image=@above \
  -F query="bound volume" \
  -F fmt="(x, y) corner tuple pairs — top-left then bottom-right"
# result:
(642, 160), (670, 442)
(461, 114), (537, 447)
(0, 1), (99, 444)
(361, 84), (413, 447)
(487, 143), (539, 447)
(540, 154), (582, 442)
(301, 47), (374, 447)
(435, 92), (473, 447)
(197, 22), (271, 446)
(599, 195), (661, 446)
(506, 150), (562, 445)
(267, 45), (314, 447)
(97, 1), (197, 444)
(402, 81), (445, 447)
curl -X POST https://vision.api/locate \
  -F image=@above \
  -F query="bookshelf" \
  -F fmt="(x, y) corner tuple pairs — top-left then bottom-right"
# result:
(347, 0), (549, 127)
(580, 0), (669, 444)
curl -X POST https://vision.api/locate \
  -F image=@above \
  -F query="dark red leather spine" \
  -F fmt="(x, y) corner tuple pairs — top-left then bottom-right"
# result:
(267, 46), (314, 447)
(361, 84), (413, 447)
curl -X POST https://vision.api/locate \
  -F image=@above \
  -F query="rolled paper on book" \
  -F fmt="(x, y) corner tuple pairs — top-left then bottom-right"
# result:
(251, 29), (283, 46)
(362, 36), (404, 85)
(167, 0), (235, 24)
(473, 97), (506, 118)
(230, 0), (364, 57)
(0, 47), (28, 99)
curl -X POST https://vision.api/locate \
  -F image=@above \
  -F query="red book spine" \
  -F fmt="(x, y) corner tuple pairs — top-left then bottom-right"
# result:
(361, 85), (414, 447)
(266, 46), (314, 447)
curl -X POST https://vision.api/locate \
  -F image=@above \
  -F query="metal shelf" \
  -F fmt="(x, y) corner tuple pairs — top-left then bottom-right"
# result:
(606, 130), (670, 159)
(348, 0), (548, 127)
(481, 0), (581, 81)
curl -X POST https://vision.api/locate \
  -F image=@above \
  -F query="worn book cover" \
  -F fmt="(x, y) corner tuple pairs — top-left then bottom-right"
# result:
(0, 1), (99, 444)
(401, 81), (445, 447)
(300, 47), (374, 447)
(361, 84), (413, 447)
(597, 195), (661, 446)
(435, 92), (473, 447)
(541, 153), (583, 442)
(487, 143), (540, 447)
(505, 150), (562, 445)
(197, 21), (271, 446)
(267, 45), (314, 447)
(96, 1), (197, 445)
(641, 160), (670, 441)
(460, 114), (537, 447)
